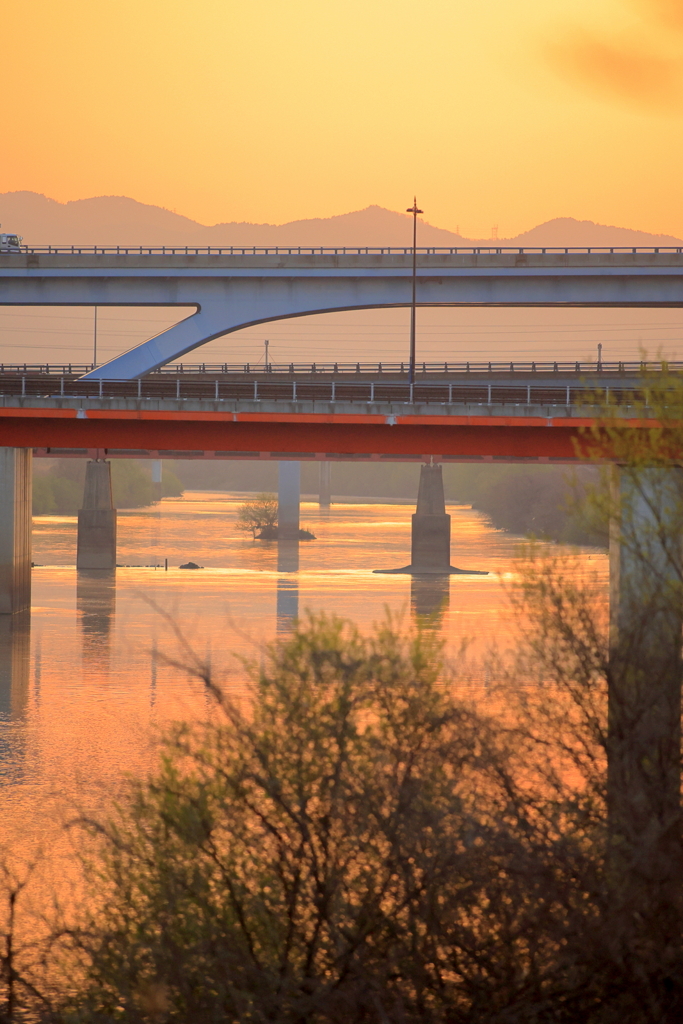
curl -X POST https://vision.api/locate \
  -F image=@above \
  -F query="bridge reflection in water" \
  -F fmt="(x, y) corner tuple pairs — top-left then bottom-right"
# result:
(276, 537), (299, 633)
(411, 575), (450, 622)
(77, 570), (116, 671)
(0, 611), (30, 783)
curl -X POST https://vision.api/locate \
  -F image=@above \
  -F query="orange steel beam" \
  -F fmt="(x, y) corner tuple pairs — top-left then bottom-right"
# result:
(0, 407), (604, 459)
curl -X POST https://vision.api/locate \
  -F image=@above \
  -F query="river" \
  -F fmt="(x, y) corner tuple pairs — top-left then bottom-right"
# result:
(0, 491), (609, 854)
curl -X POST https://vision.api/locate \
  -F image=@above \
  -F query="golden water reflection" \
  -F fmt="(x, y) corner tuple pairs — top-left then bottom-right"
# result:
(1, 492), (609, 850)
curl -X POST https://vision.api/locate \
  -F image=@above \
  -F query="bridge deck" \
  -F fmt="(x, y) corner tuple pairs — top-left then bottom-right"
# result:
(0, 375), (657, 463)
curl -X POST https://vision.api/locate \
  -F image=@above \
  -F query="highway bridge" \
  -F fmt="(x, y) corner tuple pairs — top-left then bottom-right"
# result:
(3, 246), (683, 379)
(0, 363), (670, 462)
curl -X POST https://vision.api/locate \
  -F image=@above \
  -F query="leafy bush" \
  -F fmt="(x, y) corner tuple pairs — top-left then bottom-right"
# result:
(236, 492), (278, 538)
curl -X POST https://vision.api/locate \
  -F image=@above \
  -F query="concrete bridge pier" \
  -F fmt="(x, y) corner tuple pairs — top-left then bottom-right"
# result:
(0, 449), (32, 615)
(278, 461), (300, 539)
(608, 465), (683, 919)
(151, 459), (162, 503)
(319, 462), (332, 508)
(77, 460), (117, 570)
(375, 463), (487, 575)
(410, 464), (451, 570)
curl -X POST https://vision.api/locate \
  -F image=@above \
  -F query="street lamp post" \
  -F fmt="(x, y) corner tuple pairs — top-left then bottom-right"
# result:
(93, 306), (98, 369)
(406, 197), (423, 386)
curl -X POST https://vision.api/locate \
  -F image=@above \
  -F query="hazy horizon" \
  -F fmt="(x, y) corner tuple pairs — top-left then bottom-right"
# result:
(3, 191), (683, 248)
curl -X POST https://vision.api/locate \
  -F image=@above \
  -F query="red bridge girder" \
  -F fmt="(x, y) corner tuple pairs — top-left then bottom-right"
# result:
(0, 408), (603, 461)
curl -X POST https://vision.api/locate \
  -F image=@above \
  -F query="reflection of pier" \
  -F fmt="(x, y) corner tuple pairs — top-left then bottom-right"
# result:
(277, 538), (299, 633)
(0, 611), (30, 721)
(0, 612), (30, 782)
(77, 570), (116, 666)
(410, 575), (450, 622)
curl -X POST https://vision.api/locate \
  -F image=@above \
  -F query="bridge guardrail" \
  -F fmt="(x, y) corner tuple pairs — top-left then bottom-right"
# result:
(4, 245), (683, 257)
(0, 360), (680, 378)
(0, 374), (660, 408)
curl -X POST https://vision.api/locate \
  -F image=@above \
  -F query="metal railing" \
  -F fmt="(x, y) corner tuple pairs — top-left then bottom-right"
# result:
(0, 360), (679, 378)
(3, 245), (683, 257)
(0, 374), (658, 408)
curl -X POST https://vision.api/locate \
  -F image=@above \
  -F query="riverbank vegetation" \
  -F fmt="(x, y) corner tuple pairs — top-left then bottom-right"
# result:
(32, 459), (184, 515)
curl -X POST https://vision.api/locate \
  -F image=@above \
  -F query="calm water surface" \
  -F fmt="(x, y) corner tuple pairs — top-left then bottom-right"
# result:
(0, 491), (609, 850)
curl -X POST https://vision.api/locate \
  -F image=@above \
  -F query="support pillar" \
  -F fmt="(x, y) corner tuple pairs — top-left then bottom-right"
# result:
(278, 461), (300, 540)
(411, 464), (451, 570)
(0, 448), (32, 615)
(374, 463), (486, 575)
(151, 459), (163, 503)
(319, 462), (332, 508)
(608, 465), (683, 924)
(77, 460), (117, 570)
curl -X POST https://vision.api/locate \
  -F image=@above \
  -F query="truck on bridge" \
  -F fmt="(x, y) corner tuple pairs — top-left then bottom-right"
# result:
(0, 229), (22, 253)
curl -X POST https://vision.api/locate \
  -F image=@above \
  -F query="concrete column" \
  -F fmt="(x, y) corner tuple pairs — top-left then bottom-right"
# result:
(608, 465), (683, 926)
(0, 448), (32, 615)
(77, 460), (117, 570)
(278, 461), (300, 539)
(151, 459), (162, 503)
(410, 464), (451, 570)
(319, 462), (332, 508)
(375, 463), (486, 575)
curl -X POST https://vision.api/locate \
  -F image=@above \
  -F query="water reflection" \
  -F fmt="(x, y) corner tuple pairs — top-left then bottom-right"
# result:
(0, 611), (30, 783)
(0, 612), (30, 721)
(410, 575), (450, 622)
(20, 495), (610, 823)
(277, 537), (299, 631)
(77, 570), (116, 668)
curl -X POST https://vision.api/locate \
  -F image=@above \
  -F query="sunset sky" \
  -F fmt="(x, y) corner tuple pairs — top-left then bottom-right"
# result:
(3, 0), (683, 367)
(3, 0), (683, 238)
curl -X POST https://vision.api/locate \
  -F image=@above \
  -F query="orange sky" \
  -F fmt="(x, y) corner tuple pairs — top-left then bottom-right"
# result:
(2, 0), (683, 238)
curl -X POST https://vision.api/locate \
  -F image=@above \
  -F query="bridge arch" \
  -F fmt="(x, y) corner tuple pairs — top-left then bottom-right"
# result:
(3, 248), (683, 378)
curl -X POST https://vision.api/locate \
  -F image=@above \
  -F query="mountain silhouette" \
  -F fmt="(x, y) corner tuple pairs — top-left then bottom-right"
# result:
(1, 192), (681, 249)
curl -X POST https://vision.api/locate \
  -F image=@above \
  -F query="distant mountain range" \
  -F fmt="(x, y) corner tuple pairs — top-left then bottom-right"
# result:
(1, 191), (681, 249)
